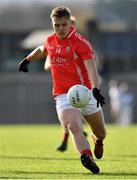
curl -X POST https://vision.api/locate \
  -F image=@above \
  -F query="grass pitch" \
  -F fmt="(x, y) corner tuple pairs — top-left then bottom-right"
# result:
(0, 124), (137, 179)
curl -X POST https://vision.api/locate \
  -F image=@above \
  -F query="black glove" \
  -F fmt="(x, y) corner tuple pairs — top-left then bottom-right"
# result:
(19, 58), (30, 72)
(92, 87), (105, 107)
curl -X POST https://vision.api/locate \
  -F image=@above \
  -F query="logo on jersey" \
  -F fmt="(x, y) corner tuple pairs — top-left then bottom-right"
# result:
(66, 46), (71, 53)
(51, 57), (66, 64)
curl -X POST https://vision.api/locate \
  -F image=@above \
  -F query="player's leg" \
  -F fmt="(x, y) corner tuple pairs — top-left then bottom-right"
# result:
(58, 108), (100, 174)
(57, 122), (87, 152)
(55, 94), (100, 173)
(59, 109), (90, 152)
(56, 127), (69, 151)
(84, 110), (106, 159)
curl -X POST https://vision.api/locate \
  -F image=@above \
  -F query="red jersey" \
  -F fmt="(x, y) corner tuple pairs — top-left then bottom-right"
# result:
(44, 26), (95, 96)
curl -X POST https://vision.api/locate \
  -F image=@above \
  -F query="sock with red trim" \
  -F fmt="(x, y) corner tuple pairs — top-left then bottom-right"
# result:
(80, 149), (93, 157)
(62, 132), (69, 144)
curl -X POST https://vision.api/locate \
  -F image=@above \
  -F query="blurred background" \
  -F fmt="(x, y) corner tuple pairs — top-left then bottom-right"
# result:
(0, 0), (137, 125)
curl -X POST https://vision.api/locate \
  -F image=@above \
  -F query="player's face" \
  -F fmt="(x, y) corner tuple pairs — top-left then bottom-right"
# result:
(52, 17), (71, 39)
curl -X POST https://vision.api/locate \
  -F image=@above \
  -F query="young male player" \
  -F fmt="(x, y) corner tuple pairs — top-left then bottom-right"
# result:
(19, 6), (106, 174)
(44, 15), (87, 152)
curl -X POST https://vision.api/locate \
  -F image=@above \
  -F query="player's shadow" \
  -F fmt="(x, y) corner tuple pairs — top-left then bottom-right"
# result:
(7, 170), (92, 175)
(0, 170), (95, 179)
(1, 155), (137, 162)
(0, 155), (78, 161)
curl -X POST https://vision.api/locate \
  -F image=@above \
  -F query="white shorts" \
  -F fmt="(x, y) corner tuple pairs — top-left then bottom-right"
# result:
(55, 90), (101, 117)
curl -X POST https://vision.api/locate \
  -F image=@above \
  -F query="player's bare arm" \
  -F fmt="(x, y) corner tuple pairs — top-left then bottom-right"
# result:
(84, 59), (105, 107)
(26, 45), (47, 61)
(84, 59), (100, 89)
(19, 45), (47, 72)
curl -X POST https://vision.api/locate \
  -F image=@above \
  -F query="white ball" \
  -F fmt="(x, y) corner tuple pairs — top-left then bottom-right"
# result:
(67, 84), (91, 108)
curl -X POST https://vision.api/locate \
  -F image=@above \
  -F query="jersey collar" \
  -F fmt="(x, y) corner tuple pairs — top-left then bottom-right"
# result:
(67, 26), (76, 39)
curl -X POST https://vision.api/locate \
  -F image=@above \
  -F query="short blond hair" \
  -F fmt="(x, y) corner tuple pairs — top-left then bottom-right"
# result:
(50, 6), (71, 19)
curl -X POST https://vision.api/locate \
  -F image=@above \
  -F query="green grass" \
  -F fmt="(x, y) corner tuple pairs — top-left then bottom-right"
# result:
(0, 124), (137, 179)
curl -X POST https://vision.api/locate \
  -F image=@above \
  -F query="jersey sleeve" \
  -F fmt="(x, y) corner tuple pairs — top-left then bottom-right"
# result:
(76, 34), (95, 61)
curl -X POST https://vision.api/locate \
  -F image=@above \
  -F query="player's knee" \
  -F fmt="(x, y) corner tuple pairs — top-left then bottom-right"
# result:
(68, 122), (79, 135)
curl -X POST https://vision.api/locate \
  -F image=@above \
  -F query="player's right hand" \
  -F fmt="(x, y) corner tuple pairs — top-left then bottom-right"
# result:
(18, 58), (30, 72)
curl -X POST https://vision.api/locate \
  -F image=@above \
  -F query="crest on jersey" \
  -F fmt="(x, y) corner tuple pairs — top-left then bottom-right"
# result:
(66, 46), (71, 53)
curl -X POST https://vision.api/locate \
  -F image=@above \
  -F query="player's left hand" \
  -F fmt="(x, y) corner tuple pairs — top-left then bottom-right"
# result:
(18, 58), (30, 72)
(92, 87), (105, 107)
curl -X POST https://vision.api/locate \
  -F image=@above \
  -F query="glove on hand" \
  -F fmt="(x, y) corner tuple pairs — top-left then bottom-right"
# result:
(92, 87), (105, 107)
(19, 58), (30, 72)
